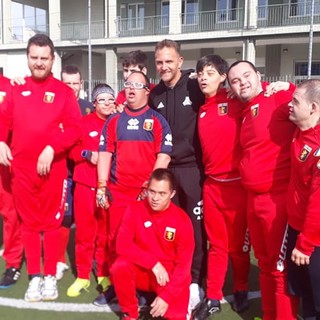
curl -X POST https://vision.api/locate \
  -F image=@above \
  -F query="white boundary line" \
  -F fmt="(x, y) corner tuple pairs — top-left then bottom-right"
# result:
(0, 291), (261, 313)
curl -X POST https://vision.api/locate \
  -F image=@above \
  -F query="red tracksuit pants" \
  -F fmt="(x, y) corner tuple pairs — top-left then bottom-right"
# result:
(108, 184), (140, 266)
(12, 165), (67, 276)
(247, 188), (299, 320)
(203, 177), (250, 300)
(0, 167), (23, 269)
(111, 256), (190, 320)
(73, 183), (109, 279)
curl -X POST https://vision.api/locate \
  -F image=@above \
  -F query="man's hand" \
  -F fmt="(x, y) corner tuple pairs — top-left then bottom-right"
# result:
(150, 296), (169, 318)
(137, 180), (148, 201)
(152, 262), (169, 286)
(264, 81), (290, 97)
(37, 145), (54, 176)
(10, 77), (26, 86)
(90, 151), (98, 165)
(291, 247), (310, 266)
(0, 142), (13, 166)
(96, 186), (113, 209)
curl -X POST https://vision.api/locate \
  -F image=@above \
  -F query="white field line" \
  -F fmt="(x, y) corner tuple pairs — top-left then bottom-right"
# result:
(0, 291), (261, 312)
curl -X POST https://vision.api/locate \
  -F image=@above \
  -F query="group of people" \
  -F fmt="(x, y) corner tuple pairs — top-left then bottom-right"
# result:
(0, 33), (319, 320)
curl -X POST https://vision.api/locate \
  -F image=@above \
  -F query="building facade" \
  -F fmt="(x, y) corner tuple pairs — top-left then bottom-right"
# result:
(0, 0), (319, 97)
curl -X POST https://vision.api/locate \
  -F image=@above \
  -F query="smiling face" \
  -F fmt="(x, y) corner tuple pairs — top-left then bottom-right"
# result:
(124, 72), (149, 109)
(197, 65), (226, 98)
(155, 46), (183, 87)
(228, 62), (262, 102)
(27, 44), (55, 81)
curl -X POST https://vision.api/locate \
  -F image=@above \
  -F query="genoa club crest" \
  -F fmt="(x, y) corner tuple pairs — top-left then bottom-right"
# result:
(164, 227), (176, 241)
(299, 144), (312, 161)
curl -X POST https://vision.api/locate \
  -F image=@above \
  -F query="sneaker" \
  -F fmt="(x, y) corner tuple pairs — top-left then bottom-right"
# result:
(192, 298), (221, 320)
(24, 276), (43, 302)
(97, 276), (110, 293)
(42, 275), (58, 301)
(93, 285), (116, 306)
(0, 267), (21, 289)
(231, 290), (249, 313)
(188, 283), (205, 310)
(56, 262), (69, 281)
(67, 278), (90, 297)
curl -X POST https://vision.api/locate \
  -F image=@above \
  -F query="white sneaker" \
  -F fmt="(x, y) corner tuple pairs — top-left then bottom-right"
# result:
(42, 275), (58, 301)
(24, 276), (43, 302)
(188, 283), (205, 310)
(56, 262), (69, 281)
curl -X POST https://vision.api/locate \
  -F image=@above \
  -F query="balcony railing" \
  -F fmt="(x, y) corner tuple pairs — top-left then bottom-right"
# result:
(258, 1), (320, 27)
(116, 15), (169, 37)
(60, 20), (105, 40)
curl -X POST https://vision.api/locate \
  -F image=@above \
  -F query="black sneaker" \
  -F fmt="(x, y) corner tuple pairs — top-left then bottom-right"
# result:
(192, 298), (221, 320)
(93, 285), (116, 306)
(0, 267), (21, 289)
(231, 291), (249, 313)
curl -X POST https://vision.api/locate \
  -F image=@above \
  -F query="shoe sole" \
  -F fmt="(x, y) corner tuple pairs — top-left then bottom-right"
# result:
(24, 297), (42, 302)
(0, 284), (15, 289)
(42, 294), (58, 301)
(67, 285), (90, 297)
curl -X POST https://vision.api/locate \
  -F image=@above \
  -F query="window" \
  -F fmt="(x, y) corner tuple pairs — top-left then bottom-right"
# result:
(11, 1), (47, 41)
(217, 0), (238, 22)
(181, 0), (199, 25)
(295, 61), (320, 76)
(258, 0), (268, 19)
(290, 0), (320, 16)
(128, 3), (144, 29)
(161, 1), (169, 27)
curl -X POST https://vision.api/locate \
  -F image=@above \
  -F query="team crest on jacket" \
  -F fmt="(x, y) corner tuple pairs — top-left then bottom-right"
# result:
(143, 119), (154, 131)
(299, 144), (312, 161)
(44, 92), (55, 103)
(251, 104), (259, 117)
(218, 103), (228, 116)
(317, 159), (320, 169)
(0, 91), (6, 103)
(164, 227), (176, 241)
(182, 96), (192, 106)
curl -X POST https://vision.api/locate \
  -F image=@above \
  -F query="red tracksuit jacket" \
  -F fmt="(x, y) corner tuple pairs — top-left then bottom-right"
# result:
(116, 200), (195, 305)
(287, 125), (320, 256)
(239, 85), (296, 192)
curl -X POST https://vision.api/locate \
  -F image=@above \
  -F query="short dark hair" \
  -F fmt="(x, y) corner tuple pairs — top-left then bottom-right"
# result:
(148, 168), (177, 191)
(127, 71), (150, 88)
(27, 34), (55, 58)
(196, 54), (229, 75)
(228, 60), (258, 74)
(61, 65), (82, 79)
(297, 79), (320, 104)
(122, 50), (148, 70)
(155, 39), (181, 56)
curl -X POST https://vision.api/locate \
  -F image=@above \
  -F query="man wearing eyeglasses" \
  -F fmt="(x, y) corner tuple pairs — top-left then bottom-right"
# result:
(67, 84), (116, 298)
(94, 71), (173, 306)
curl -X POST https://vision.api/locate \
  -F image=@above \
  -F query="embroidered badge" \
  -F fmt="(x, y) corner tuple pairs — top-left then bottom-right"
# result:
(0, 91), (6, 104)
(44, 92), (55, 103)
(143, 119), (154, 131)
(144, 221), (152, 228)
(251, 104), (259, 117)
(165, 133), (173, 146)
(89, 131), (98, 137)
(218, 103), (228, 116)
(127, 118), (139, 130)
(317, 159), (320, 169)
(157, 102), (165, 109)
(200, 112), (206, 118)
(182, 96), (192, 106)
(299, 144), (312, 161)
(314, 147), (320, 157)
(164, 227), (176, 241)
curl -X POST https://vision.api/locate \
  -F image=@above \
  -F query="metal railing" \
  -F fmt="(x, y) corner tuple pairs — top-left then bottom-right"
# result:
(60, 20), (105, 40)
(258, 1), (320, 27)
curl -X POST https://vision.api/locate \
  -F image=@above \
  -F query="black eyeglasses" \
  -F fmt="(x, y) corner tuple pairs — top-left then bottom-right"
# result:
(124, 81), (149, 90)
(96, 98), (115, 105)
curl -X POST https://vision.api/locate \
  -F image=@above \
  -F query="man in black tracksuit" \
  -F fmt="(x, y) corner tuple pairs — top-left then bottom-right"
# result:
(149, 39), (206, 310)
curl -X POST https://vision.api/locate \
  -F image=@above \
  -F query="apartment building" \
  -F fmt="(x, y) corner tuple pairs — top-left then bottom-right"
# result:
(0, 0), (319, 96)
